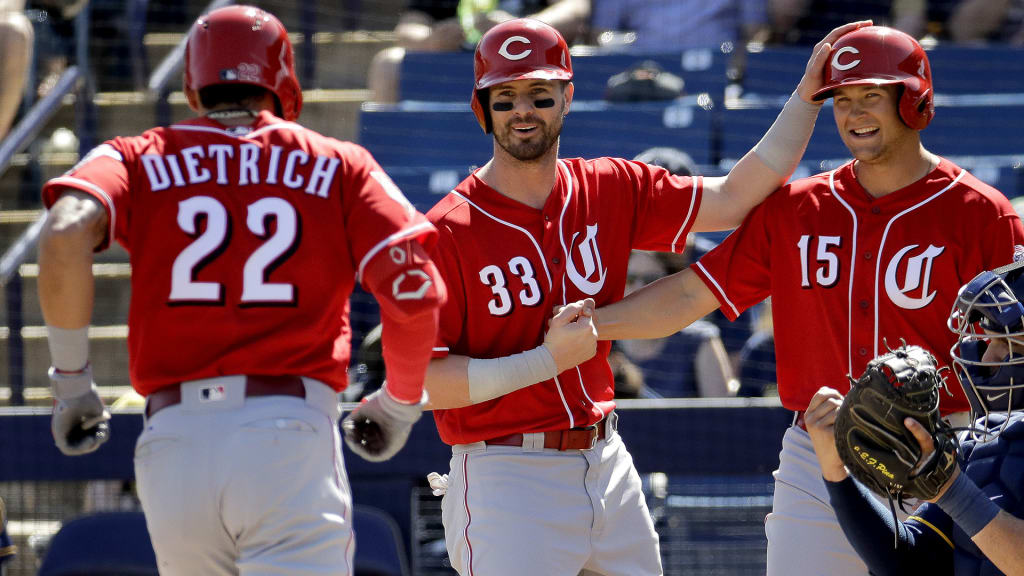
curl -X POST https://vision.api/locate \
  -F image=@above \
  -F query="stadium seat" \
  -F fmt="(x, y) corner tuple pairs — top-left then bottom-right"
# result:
(399, 48), (731, 102)
(360, 97), (716, 168)
(37, 511), (158, 576)
(353, 505), (410, 576)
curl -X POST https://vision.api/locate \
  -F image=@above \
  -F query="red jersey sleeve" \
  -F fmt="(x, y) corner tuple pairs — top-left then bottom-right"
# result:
(427, 220), (466, 359)
(624, 159), (703, 253)
(691, 192), (775, 321)
(339, 143), (438, 282)
(978, 213), (1024, 269)
(42, 141), (132, 251)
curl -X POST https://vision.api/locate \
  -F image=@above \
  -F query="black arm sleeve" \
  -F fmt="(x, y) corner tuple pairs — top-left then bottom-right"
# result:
(824, 477), (954, 576)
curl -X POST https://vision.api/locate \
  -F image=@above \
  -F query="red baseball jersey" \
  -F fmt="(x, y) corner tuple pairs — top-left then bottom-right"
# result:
(694, 158), (1024, 414)
(42, 112), (436, 396)
(427, 157), (703, 445)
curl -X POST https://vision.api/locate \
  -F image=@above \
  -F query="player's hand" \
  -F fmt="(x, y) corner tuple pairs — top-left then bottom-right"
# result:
(49, 365), (111, 456)
(342, 384), (424, 463)
(804, 386), (848, 482)
(795, 20), (873, 103)
(544, 298), (597, 373)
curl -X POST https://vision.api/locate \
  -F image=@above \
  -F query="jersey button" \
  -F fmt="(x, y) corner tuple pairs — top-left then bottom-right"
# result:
(544, 214), (551, 221)
(552, 257), (561, 265)
(863, 252), (872, 260)
(859, 300), (868, 309)
(859, 347), (868, 356)
(871, 206), (881, 214)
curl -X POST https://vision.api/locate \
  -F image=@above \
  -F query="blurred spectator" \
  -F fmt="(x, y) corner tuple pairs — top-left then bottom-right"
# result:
(368, 0), (590, 103)
(769, 0), (926, 44)
(591, 0), (770, 52)
(25, 0), (84, 98)
(0, 0), (32, 138)
(609, 342), (661, 399)
(737, 299), (776, 397)
(344, 323), (385, 402)
(0, 496), (14, 576)
(633, 146), (759, 368)
(948, 0), (1024, 44)
(619, 250), (738, 397)
(605, 59), (685, 101)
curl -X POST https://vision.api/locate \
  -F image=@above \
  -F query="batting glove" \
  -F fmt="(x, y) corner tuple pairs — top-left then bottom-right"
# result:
(49, 365), (111, 456)
(342, 384), (424, 462)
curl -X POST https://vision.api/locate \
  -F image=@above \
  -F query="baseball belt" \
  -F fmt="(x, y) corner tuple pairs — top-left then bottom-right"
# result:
(145, 375), (306, 419)
(484, 411), (618, 451)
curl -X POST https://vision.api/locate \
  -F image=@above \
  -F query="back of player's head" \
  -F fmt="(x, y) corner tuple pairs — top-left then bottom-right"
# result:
(949, 258), (1024, 432)
(471, 18), (573, 133)
(811, 25), (933, 130)
(184, 5), (302, 121)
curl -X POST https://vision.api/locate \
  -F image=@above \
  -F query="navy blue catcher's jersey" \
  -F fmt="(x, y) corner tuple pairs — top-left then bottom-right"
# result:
(911, 412), (1024, 575)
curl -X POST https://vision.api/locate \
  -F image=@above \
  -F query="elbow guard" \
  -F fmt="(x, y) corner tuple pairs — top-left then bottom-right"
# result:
(362, 239), (446, 322)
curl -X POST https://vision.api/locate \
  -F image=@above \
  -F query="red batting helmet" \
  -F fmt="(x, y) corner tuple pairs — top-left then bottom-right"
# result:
(184, 5), (302, 121)
(811, 26), (933, 130)
(471, 18), (573, 133)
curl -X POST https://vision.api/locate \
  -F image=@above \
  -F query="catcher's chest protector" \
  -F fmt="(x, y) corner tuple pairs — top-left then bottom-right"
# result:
(953, 413), (1024, 576)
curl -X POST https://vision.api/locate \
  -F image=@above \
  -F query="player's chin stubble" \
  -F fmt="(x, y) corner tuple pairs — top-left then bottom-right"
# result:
(495, 115), (563, 162)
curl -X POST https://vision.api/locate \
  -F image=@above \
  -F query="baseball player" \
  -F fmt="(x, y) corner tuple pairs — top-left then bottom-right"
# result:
(422, 17), (868, 576)
(590, 26), (1024, 575)
(805, 259), (1024, 575)
(37, 6), (444, 575)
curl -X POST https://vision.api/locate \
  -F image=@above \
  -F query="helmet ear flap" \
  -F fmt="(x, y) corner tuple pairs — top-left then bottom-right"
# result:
(472, 89), (493, 134)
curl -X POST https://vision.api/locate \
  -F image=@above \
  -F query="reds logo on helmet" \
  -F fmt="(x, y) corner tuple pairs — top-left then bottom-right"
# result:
(470, 18), (573, 133)
(184, 5), (303, 121)
(811, 26), (934, 130)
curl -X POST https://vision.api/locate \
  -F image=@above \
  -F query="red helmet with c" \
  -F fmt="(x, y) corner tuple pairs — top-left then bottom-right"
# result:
(811, 26), (933, 130)
(471, 18), (573, 133)
(184, 5), (303, 121)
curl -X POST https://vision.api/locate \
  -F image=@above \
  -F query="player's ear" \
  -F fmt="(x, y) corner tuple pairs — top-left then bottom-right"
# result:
(562, 81), (574, 116)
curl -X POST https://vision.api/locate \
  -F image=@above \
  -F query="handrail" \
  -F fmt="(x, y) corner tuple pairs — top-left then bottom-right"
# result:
(146, 0), (235, 98)
(0, 66), (81, 286)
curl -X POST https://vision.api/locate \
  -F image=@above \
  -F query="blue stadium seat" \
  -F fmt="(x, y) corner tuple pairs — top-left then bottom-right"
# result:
(742, 44), (1024, 97)
(399, 48), (731, 102)
(37, 511), (158, 576)
(353, 505), (410, 576)
(360, 97), (715, 168)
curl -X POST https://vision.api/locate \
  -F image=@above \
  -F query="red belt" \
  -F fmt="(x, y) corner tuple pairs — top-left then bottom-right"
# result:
(484, 413), (615, 451)
(145, 375), (306, 419)
(794, 410), (807, 431)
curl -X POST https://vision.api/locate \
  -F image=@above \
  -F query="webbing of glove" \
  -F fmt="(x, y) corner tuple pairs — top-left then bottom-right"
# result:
(834, 344), (958, 503)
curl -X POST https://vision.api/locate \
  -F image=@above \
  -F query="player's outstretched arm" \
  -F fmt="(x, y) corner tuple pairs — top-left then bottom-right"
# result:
(904, 418), (1024, 575)
(592, 268), (719, 341)
(695, 20), (872, 232)
(424, 299), (597, 410)
(39, 190), (111, 456)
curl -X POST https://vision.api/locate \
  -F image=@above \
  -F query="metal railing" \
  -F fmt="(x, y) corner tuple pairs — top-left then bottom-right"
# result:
(0, 4), (95, 405)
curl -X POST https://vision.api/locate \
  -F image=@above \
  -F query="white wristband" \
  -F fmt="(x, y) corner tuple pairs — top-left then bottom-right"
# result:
(467, 345), (559, 404)
(752, 91), (821, 178)
(46, 325), (89, 372)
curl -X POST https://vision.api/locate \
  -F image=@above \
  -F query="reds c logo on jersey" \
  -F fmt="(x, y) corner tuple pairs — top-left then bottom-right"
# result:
(884, 244), (946, 309)
(566, 224), (607, 295)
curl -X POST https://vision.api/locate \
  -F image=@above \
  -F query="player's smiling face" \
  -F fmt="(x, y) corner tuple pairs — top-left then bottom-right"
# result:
(489, 79), (572, 162)
(832, 84), (915, 163)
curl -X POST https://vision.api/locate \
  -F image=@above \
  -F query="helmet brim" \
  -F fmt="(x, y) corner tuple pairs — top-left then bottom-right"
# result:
(476, 67), (573, 90)
(811, 76), (919, 101)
